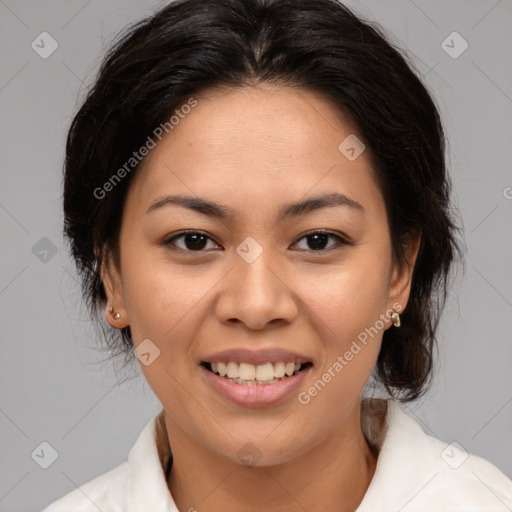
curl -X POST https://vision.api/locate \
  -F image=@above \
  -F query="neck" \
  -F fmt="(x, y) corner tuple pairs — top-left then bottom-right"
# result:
(165, 401), (378, 512)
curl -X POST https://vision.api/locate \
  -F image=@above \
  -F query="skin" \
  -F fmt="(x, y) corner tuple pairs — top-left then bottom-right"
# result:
(101, 84), (421, 512)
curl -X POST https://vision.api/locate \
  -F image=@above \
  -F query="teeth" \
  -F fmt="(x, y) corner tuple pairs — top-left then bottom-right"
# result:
(207, 361), (307, 382)
(274, 361), (285, 378)
(255, 363), (274, 381)
(217, 362), (227, 377)
(285, 362), (295, 376)
(227, 361), (239, 379)
(239, 363), (256, 380)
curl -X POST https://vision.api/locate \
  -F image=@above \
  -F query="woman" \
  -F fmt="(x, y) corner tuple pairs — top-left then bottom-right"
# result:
(43, 0), (512, 510)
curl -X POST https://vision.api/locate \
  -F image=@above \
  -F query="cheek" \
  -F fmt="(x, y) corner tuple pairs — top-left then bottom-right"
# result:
(121, 253), (209, 341)
(121, 263), (204, 412)
(294, 247), (391, 400)
(120, 257), (220, 402)
(295, 263), (388, 431)
(301, 249), (391, 336)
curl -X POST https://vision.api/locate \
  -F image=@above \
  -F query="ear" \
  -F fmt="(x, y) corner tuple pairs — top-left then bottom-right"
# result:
(386, 230), (422, 316)
(100, 248), (129, 329)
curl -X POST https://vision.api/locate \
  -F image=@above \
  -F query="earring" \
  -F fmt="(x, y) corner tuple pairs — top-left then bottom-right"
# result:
(391, 311), (401, 328)
(109, 306), (121, 320)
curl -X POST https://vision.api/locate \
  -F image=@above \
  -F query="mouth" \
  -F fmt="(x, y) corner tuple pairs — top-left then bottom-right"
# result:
(200, 360), (314, 386)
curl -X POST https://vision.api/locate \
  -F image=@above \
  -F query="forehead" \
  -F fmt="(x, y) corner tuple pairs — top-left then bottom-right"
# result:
(125, 85), (385, 222)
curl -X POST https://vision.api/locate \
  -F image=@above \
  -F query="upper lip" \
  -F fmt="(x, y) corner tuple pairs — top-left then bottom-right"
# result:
(201, 348), (312, 366)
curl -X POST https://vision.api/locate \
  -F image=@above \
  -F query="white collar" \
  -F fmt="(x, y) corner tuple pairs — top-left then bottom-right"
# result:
(124, 398), (392, 511)
(126, 406), (177, 512)
(123, 398), (512, 511)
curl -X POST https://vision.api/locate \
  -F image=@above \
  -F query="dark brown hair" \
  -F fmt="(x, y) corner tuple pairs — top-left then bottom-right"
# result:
(63, 0), (464, 401)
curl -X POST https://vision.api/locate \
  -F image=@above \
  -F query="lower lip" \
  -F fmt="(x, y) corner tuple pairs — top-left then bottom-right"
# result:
(199, 364), (312, 407)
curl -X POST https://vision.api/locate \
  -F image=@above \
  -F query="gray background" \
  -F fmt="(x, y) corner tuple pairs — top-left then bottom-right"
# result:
(0, 0), (511, 510)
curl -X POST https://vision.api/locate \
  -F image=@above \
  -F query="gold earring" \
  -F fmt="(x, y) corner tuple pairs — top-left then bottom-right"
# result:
(109, 306), (120, 320)
(391, 311), (401, 328)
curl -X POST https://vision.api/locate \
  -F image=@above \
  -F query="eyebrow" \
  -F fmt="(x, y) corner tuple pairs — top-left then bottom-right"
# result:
(145, 192), (364, 221)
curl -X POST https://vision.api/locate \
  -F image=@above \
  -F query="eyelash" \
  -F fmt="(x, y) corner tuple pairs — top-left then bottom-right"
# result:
(161, 229), (351, 253)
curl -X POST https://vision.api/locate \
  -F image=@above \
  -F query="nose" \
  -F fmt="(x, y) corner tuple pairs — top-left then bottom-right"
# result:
(214, 245), (299, 330)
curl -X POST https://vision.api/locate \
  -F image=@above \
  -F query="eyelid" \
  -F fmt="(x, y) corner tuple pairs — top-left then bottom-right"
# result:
(295, 229), (351, 245)
(291, 230), (351, 252)
(162, 229), (221, 250)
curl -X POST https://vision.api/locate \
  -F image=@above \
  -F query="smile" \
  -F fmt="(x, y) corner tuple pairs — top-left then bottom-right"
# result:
(201, 361), (313, 386)
(199, 358), (313, 407)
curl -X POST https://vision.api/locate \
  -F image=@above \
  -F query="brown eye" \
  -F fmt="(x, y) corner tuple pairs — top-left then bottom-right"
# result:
(162, 229), (350, 253)
(162, 231), (220, 252)
(293, 231), (349, 252)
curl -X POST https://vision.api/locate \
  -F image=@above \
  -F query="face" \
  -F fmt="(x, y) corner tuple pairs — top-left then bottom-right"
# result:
(102, 85), (419, 466)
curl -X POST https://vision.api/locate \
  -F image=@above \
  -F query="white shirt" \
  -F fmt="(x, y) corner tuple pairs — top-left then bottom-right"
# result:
(42, 398), (512, 511)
